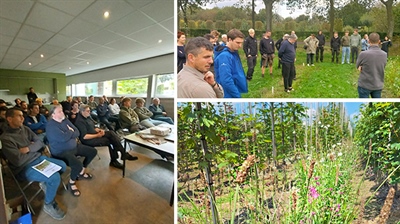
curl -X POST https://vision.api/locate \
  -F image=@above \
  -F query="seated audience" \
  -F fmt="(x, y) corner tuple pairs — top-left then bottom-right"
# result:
(46, 105), (97, 197)
(52, 99), (59, 105)
(60, 96), (72, 117)
(0, 108), (67, 220)
(108, 98), (120, 116)
(102, 95), (109, 105)
(148, 98), (174, 125)
(23, 103), (47, 142)
(36, 98), (49, 118)
(0, 106), (7, 134)
(134, 98), (168, 128)
(74, 96), (83, 106)
(14, 98), (22, 108)
(68, 100), (80, 124)
(96, 98), (115, 131)
(20, 101), (28, 117)
(118, 96), (125, 108)
(87, 95), (98, 121)
(0, 99), (6, 107)
(74, 104), (138, 169)
(119, 98), (146, 133)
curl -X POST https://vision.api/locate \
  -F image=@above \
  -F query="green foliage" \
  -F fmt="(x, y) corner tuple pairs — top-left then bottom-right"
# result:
(355, 103), (400, 184)
(116, 78), (148, 95)
(384, 56), (400, 97)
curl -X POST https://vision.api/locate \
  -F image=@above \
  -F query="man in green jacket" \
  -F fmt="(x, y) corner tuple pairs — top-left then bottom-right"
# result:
(350, 29), (361, 63)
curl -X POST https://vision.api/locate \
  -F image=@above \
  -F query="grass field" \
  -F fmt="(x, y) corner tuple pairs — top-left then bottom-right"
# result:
(239, 43), (398, 98)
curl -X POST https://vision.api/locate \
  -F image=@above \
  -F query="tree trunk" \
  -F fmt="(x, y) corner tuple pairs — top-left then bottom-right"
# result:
(270, 102), (277, 166)
(329, 0), (335, 37)
(280, 102), (285, 150)
(381, 0), (394, 38)
(195, 102), (219, 224)
(263, 0), (275, 31)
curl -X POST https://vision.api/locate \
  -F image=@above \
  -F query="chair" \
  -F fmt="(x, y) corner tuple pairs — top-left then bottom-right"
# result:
(43, 146), (69, 191)
(0, 152), (43, 215)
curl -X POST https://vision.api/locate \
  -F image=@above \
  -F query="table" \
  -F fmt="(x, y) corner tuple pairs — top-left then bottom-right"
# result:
(122, 125), (175, 205)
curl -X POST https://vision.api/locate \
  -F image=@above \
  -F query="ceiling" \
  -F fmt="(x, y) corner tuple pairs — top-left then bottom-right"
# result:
(0, 0), (174, 76)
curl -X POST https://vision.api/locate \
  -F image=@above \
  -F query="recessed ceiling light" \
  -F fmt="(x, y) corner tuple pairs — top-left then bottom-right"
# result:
(158, 39), (162, 43)
(87, 62), (90, 65)
(28, 62), (31, 65)
(69, 67), (71, 70)
(104, 11), (110, 18)
(40, 54), (44, 58)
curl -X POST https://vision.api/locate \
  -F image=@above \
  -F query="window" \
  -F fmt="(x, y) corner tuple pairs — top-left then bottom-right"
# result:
(72, 81), (112, 96)
(116, 78), (148, 96)
(154, 73), (174, 97)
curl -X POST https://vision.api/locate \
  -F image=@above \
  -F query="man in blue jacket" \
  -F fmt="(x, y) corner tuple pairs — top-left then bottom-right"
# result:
(214, 29), (248, 98)
(278, 34), (297, 93)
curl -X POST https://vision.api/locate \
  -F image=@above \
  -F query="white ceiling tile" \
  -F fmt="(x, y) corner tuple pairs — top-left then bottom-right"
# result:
(3, 53), (26, 62)
(39, 0), (95, 16)
(124, 0), (152, 9)
(0, 0), (33, 23)
(159, 17), (174, 34)
(128, 24), (172, 47)
(106, 11), (155, 36)
(79, 1), (135, 27)
(36, 44), (66, 58)
(140, 0), (173, 23)
(0, 58), (21, 68)
(26, 3), (75, 33)
(88, 46), (116, 57)
(17, 25), (55, 44)
(59, 18), (102, 40)
(57, 49), (86, 58)
(46, 34), (81, 49)
(105, 37), (145, 52)
(0, 18), (22, 37)
(11, 38), (42, 51)
(70, 40), (101, 52)
(85, 29), (122, 45)
(0, 34), (14, 47)
(7, 47), (34, 57)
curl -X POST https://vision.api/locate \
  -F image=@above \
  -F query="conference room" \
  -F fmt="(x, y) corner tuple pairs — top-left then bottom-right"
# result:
(0, 0), (174, 223)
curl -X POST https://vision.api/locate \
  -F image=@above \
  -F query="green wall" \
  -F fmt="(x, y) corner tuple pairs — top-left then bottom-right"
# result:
(0, 69), (66, 100)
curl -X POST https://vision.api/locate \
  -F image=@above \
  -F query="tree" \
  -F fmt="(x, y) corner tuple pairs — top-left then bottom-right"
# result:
(262, 0), (279, 31)
(178, 0), (216, 31)
(380, 0), (397, 38)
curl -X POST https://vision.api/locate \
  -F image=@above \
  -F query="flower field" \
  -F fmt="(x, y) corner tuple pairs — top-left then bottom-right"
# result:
(177, 102), (400, 224)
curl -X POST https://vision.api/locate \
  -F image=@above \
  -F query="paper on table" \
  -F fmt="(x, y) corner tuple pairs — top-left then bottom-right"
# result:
(32, 159), (62, 178)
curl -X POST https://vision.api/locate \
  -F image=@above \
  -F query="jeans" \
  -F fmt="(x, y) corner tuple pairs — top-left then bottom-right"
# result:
(351, 47), (359, 63)
(18, 156), (67, 204)
(140, 118), (168, 128)
(341, 46), (350, 63)
(282, 62), (295, 90)
(358, 86), (382, 98)
(82, 131), (124, 161)
(307, 54), (314, 64)
(246, 56), (257, 80)
(52, 144), (97, 181)
(153, 116), (174, 125)
(316, 46), (324, 62)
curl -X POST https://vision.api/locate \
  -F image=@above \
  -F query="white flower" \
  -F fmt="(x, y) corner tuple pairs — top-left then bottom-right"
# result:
(337, 152), (342, 157)
(304, 144), (308, 148)
(318, 121), (321, 124)
(327, 124), (330, 128)
(337, 143), (341, 146)
(320, 158), (325, 163)
(293, 131), (296, 134)
(243, 138), (249, 142)
(332, 144), (336, 148)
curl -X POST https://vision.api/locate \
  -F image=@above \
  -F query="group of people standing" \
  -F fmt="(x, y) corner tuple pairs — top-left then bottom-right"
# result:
(177, 27), (393, 98)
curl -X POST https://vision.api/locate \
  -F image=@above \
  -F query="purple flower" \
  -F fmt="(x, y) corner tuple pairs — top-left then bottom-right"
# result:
(314, 176), (320, 181)
(309, 186), (319, 199)
(311, 211), (316, 216)
(316, 182), (320, 186)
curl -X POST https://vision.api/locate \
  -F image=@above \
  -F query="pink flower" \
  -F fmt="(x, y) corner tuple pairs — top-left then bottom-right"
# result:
(309, 186), (319, 199)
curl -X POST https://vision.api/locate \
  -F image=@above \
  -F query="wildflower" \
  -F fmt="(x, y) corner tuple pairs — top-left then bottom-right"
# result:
(332, 144), (336, 148)
(308, 159), (316, 180)
(314, 176), (320, 181)
(337, 152), (342, 157)
(235, 155), (255, 183)
(316, 182), (320, 186)
(327, 124), (330, 128)
(304, 144), (308, 148)
(311, 211), (316, 216)
(309, 186), (319, 199)
(337, 142), (341, 146)
(320, 158), (325, 163)
(318, 121), (321, 124)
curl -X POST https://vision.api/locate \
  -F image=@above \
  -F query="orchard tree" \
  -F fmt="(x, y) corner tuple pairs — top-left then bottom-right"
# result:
(380, 0), (398, 38)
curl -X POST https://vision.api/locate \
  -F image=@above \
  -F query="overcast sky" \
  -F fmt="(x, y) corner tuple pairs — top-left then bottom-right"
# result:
(204, 0), (307, 19)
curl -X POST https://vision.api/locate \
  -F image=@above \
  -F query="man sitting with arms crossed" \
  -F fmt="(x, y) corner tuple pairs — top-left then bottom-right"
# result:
(46, 105), (97, 197)
(177, 37), (223, 98)
(119, 97), (146, 133)
(74, 104), (137, 169)
(0, 108), (67, 220)
(24, 102), (47, 142)
(148, 97), (173, 125)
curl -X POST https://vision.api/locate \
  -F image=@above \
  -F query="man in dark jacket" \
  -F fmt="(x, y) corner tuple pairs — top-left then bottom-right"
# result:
(316, 30), (325, 62)
(278, 35), (297, 93)
(330, 32), (341, 63)
(243, 28), (258, 80)
(275, 34), (289, 69)
(148, 97), (173, 124)
(259, 30), (275, 77)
